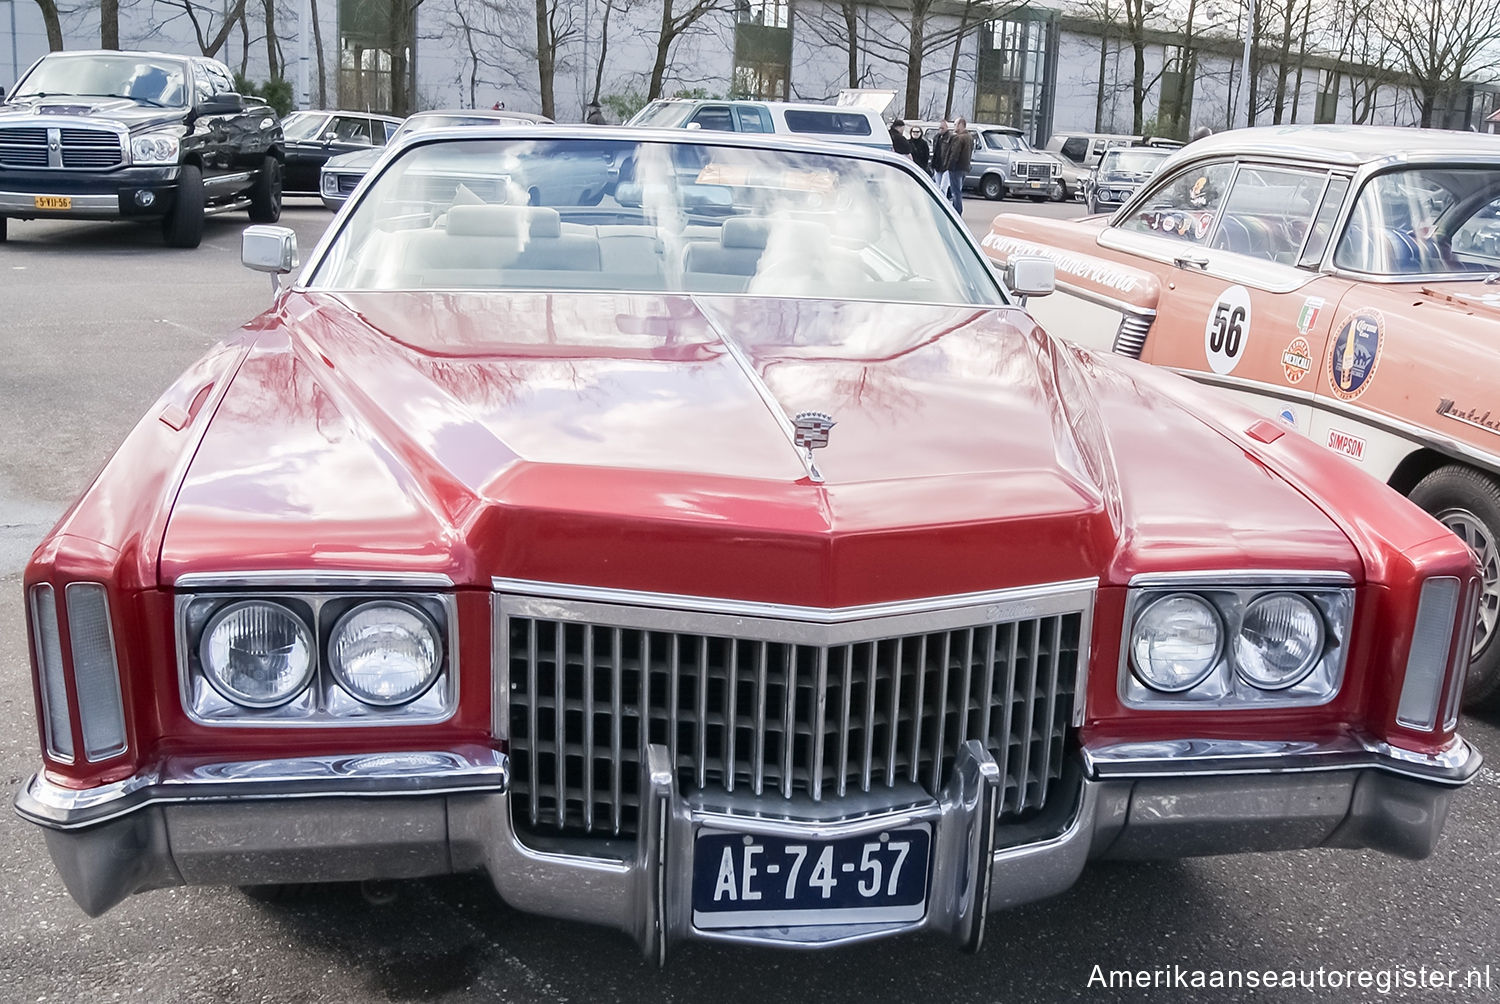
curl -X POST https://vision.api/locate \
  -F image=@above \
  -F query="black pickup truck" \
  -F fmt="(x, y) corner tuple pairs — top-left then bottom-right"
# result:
(0, 50), (283, 247)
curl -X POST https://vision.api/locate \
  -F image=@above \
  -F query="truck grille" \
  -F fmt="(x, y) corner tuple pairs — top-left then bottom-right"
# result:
(1024, 161), (1051, 180)
(500, 584), (1092, 840)
(60, 128), (124, 169)
(0, 126), (123, 169)
(0, 127), (49, 167)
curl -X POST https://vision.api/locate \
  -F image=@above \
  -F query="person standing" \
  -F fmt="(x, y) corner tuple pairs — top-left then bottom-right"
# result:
(586, 101), (607, 125)
(945, 117), (974, 213)
(888, 118), (911, 157)
(930, 119), (951, 187)
(908, 126), (930, 173)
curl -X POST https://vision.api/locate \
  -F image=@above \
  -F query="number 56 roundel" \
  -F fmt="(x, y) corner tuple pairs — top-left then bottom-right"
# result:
(1204, 285), (1252, 375)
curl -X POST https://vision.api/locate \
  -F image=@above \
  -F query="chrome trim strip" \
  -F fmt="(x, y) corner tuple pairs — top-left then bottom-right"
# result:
(174, 570), (456, 588)
(1170, 367), (1500, 480)
(491, 576), (1098, 625)
(15, 748), (509, 830)
(202, 171), (253, 186)
(1081, 736), (1480, 786)
(691, 295), (824, 483)
(1127, 569), (1354, 587)
(1048, 279), (1155, 319)
(0, 190), (119, 212)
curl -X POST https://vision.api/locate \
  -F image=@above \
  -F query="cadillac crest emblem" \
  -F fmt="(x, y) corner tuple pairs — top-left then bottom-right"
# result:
(792, 411), (835, 451)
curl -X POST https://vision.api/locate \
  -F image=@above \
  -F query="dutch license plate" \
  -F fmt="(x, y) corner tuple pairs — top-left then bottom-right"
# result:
(692, 824), (930, 929)
(34, 196), (72, 210)
(1028, 181), (1042, 188)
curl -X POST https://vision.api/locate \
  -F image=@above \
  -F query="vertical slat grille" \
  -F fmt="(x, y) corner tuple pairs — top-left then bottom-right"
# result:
(507, 607), (1084, 840)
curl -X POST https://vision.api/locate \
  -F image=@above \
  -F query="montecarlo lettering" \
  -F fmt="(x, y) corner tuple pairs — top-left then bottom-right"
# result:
(1436, 398), (1500, 436)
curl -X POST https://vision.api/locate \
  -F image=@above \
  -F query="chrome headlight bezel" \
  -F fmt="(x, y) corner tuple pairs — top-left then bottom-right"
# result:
(178, 589), (457, 726)
(130, 132), (181, 165)
(1119, 576), (1354, 709)
(320, 171), (340, 196)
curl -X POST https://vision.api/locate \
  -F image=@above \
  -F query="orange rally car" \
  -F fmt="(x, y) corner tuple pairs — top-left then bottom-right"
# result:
(982, 125), (1500, 707)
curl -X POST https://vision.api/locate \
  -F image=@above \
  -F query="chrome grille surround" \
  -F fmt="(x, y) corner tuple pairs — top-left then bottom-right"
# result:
(495, 579), (1095, 841)
(0, 122), (126, 170)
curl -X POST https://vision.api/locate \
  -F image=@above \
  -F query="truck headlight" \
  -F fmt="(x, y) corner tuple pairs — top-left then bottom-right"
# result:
(1130, 594), (1221, 692)
(1233, 593), (1323, 689)
(200, 600), (315, 707)
(131, 133), (180, 165)
(328, 601), (442, 706)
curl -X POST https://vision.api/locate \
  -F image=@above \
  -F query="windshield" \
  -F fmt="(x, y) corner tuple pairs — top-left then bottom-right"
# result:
(1099, 149), (1170, 175)
(982, 131), (1027, 152)
(308, 137), (1002, 305)
(13, 53), (188, 106)
(630, 102), (692, 128)
(282, 112), (329, 142)
(392, 114), (515, 142)
(1334, 167), (1500, 276)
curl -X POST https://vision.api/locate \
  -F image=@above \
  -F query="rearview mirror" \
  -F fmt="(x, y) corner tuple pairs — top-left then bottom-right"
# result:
(1003, 256), (1054, 306)
(242, 225), (299, 296)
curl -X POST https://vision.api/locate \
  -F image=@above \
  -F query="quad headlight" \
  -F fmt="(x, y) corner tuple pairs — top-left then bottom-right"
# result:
(1233, 592), (1323, 689)
(321, 172), (339, 196)
(200, 600), (316, 707)
(181, 590), (455, 724)
(1130, 594), (1221, 692)
(328, 601), (442, 706)
(1122, 579), (1353, 708)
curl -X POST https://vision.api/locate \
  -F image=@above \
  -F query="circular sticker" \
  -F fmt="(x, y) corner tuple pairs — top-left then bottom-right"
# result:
(1203, 285), (1252, 375)
(1281, 336), (1312, 384)
(1327, 310), (1383, 401)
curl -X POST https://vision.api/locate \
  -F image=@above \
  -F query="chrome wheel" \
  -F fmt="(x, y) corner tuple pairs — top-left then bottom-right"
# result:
(1437, 506), (1500, 656)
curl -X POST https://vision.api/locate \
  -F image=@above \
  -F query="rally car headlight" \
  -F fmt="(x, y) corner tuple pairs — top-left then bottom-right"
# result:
(328, 601), (443, 706)
(200, 600), (315, 707)
(131, 133), (180, 164)
(1233, 592), (1324, 689)
(1130, 593), (1221, 692)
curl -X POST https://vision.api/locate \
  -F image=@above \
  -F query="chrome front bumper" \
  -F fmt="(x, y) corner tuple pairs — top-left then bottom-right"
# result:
(16, 737), (1479, 958)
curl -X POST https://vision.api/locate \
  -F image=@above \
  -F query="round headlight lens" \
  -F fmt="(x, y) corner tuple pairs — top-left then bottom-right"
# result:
(200, 601), (315, 708)
(328, 602), (442, 706)
(1131, 593), (1221, 692)
(1233, 593), (1323, 689)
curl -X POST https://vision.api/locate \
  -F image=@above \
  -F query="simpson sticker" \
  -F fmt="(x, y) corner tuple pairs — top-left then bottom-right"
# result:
(1281, 337), (1312, 384)
(1204, 285), (1252, 375)
(1328, 310), (1383, 401)
(1296, 297), (1324, 335)
(1326, 429), (1366, 461)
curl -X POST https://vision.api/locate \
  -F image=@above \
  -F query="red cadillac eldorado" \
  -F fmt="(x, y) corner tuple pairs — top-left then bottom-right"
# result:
(16, 128), (1482, 960)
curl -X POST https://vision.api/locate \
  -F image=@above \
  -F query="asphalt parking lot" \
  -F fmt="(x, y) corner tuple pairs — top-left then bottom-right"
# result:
(1, 198), (1497, 1003)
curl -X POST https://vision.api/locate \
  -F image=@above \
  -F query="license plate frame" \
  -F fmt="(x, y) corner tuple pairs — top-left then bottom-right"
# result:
(34, 195), (72, 210)
(691, 823), (931, 929)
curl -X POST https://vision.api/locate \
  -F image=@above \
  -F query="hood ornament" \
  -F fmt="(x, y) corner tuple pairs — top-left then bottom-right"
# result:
(792, 411), (835, 483)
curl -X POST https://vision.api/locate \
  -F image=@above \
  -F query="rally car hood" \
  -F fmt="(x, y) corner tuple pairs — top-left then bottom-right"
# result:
(158, 291), (1360, 600)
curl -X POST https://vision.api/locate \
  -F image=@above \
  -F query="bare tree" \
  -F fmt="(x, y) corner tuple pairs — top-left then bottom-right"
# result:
(535, 0), (580, 119)
(592, 0), (621, 104)
(155, 0), (255, 58)
(264, 0), (281, 78)
(32, 0), (65, 49)
(443, 0), (523, 108)
(101, 0), (119, 48)
(310, 0), (327, 105)
(647, 0), (727, 100)
(796, 1), (865, 90)
(1327, 0), (1398, 124)
(942, 0), (980, 118)
(1381, 0), (1500, 127)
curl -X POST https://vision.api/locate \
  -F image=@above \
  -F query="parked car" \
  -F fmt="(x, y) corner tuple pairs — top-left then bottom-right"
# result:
(17, 127), (1480, 958)
(1046, 131), (1139, 170)
(911, 121), (1059, 200)
(1083, 146), (1174, 214)
(319, 108), (552, 210)
(281, 109), (402, 194)
(981, 124), (1500, 706)
(1041, 151), (1088, 201)
(629, 98), (891, 150)
(0, 49), (283, 247)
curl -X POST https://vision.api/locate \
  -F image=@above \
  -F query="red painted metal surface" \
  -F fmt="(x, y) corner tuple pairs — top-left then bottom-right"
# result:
(23, 290), (1476, 787)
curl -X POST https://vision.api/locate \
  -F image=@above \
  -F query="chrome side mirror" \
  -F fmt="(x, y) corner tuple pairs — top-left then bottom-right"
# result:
(242, 225), (299, 297)
(1003, 255), (1054, 306)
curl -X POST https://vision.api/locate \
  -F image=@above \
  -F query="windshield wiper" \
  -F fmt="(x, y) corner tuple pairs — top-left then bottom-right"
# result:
(79, 92), (170, 108)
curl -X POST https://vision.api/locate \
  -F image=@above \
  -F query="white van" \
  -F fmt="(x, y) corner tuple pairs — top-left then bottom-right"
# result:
(628, 99), (892, 150)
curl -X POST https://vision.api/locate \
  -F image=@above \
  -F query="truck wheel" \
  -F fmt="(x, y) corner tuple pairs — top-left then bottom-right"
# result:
(980, 175), (1003, 201)
(163, 164), (205, 248)
(248, 155), (283, 223)
(1409, 465), (1500, 707)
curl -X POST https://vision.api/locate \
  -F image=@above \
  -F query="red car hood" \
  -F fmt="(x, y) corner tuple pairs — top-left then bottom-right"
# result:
(160, 291), (1357, 603)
